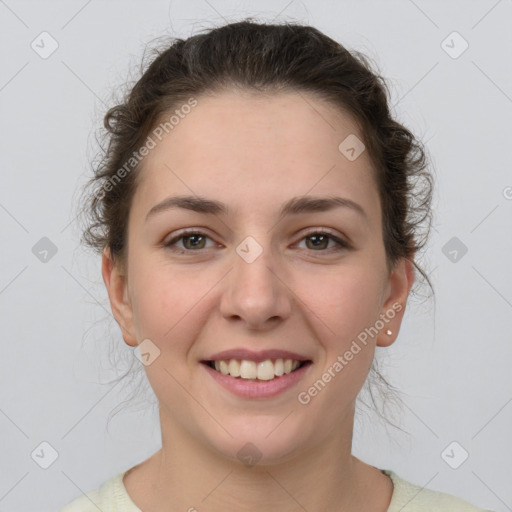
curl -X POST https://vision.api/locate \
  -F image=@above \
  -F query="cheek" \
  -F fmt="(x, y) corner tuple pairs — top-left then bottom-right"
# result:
(295, 268), (381, 415)
(128, 259), (212, 359)
(128, 258), (184, 341)
(294, 261), (385, 345)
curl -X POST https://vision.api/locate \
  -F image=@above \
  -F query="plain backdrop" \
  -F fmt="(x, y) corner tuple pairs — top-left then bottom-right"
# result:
(0, 1), (511, 511)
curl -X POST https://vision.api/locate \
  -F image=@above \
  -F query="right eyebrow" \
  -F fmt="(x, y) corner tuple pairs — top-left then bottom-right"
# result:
(145, 196), (228, 222)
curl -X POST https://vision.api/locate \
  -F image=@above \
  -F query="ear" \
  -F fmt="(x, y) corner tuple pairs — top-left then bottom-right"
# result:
(101, 248), (138, 347)
(376, 258), (415, 348)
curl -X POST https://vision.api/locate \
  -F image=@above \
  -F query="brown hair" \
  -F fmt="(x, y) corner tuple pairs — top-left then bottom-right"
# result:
(79, 19), (433, 427)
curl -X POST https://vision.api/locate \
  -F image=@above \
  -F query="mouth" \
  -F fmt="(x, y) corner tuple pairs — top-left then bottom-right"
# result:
(202, 358), (312, 381)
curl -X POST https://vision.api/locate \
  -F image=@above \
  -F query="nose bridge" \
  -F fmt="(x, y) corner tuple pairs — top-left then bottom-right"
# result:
(220, 233), (291, 327)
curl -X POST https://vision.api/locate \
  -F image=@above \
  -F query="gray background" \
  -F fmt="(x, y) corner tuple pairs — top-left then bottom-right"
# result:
(1, 0), (511, 511)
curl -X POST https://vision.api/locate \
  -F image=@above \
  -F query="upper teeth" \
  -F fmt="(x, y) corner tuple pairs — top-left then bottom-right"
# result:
(213, 359), (301, 380)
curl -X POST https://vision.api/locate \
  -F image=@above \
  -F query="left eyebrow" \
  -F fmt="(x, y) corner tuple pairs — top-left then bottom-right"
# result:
(145, 194), (368, 223)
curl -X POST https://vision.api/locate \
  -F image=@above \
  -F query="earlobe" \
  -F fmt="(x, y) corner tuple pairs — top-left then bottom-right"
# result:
(377, 258), (415, 348)
(101, 248), (138, 347)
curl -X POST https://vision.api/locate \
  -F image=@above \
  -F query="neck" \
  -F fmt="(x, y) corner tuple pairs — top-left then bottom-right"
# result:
(127, 406), (393, 512)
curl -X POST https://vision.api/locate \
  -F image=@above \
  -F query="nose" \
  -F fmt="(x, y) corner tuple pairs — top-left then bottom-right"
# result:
(219, 240), (292, 330)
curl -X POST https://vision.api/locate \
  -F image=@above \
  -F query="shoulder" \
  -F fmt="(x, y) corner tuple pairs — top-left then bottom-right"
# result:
(383, 470), (495, 512)
(58, 471), (141, 512)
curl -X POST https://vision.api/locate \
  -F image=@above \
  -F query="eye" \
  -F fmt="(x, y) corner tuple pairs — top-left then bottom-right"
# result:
(164, 230), (216, 252)
(296, 230), (350, 252)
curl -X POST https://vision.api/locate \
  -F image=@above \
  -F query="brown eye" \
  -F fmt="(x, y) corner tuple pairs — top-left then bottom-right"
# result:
(164, 230), (215, 252)
(305, 233), (330, 250)
(181, 234), (207, 250)
(298, 231), (349, 252)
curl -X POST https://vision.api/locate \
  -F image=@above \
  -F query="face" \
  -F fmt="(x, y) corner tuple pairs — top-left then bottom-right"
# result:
(103, 89), (413, 465)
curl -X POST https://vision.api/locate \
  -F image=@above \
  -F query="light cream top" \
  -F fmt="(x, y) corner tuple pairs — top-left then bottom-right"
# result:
(58, 468), (494, 511)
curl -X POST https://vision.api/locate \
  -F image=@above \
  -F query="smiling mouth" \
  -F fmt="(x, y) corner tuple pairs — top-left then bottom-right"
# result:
(202, 358), (311, 381)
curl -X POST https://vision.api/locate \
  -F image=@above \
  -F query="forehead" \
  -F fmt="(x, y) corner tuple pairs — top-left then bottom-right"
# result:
(147, 89), (365, 165)
(132, 89), (379, 221)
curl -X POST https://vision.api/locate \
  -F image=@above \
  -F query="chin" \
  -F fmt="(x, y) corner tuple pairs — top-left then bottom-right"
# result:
(204, 416), (310, 468)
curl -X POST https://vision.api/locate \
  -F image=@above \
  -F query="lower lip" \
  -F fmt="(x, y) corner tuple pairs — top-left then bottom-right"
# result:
(202, 362), (312, 398)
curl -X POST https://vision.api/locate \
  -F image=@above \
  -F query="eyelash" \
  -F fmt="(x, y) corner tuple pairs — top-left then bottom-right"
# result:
(163, 228), (351, 254)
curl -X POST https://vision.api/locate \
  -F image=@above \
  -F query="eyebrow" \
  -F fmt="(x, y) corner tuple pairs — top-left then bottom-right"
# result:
(145, 194), (368, 222)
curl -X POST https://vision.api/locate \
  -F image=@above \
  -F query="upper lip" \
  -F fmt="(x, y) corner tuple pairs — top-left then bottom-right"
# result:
(203, 349), (311, 363)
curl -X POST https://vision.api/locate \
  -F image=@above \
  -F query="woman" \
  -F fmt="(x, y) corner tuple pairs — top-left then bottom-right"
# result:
(59, 20), (494, 512)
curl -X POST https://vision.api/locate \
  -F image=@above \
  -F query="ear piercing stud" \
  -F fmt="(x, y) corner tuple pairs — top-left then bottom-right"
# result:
(386, 329), (392, 335)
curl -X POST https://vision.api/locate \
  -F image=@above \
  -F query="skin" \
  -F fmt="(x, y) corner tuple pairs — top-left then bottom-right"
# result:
(102, 89), (415, 511)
